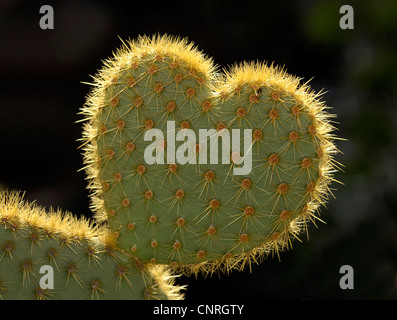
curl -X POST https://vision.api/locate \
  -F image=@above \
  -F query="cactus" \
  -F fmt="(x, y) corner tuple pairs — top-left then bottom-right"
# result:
(81, 34), (340, 276)
(0, 191), (184, 300)
(0, 34), (340, 299)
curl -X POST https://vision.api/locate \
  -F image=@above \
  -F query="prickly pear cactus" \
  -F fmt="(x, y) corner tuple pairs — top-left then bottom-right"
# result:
(0, 191), (183, 300)
(81, 34), (340, 275)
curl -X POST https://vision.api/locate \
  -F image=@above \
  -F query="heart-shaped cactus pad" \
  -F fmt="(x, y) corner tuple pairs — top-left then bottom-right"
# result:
(81, 34), (340, 275)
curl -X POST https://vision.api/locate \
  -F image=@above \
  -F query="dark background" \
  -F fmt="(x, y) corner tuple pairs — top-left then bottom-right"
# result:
(1, 0), (396, 299)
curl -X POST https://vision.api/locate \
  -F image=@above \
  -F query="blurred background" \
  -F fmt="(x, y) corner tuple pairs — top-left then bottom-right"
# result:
(0, 0), (396, 299)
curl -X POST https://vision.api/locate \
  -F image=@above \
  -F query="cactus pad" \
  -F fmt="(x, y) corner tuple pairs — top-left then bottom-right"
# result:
(81, 34), (340, 275)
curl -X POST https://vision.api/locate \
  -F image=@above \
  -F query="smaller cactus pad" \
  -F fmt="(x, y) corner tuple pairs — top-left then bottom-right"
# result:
(0, 191), (184, 299)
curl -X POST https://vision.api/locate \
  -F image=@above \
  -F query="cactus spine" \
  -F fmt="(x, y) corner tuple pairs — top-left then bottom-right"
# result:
(81, 34), (340, 275)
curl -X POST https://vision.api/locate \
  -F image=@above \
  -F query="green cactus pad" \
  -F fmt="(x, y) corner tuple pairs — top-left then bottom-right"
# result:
(0, 191), (184, 299)
(81, 34), (340, 275)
